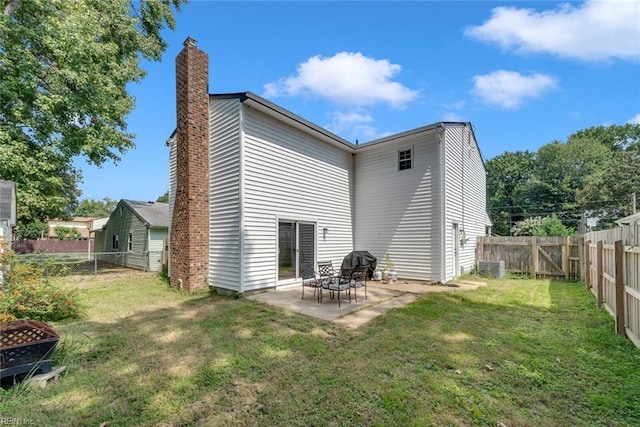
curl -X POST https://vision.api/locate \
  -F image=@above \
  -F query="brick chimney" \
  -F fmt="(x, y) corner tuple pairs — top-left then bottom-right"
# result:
(170, 37), (210, 292)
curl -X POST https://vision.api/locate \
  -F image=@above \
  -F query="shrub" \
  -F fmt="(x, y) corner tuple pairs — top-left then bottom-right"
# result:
(54, 226), (81, 240)
(511, 215), (576, 236)
(0, 242), (83, 322)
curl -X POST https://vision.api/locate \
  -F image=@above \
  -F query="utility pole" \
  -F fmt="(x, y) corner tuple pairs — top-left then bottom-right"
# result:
(633, 192), (637, 214)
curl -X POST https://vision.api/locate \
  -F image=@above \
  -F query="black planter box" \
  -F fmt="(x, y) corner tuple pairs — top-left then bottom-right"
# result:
(1, 320), (60, 381)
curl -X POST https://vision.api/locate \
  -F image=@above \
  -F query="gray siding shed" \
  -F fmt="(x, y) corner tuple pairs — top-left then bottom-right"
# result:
(97, 200), (169, 272)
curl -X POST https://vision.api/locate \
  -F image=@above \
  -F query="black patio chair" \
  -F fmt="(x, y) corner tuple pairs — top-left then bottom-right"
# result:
(300, 263), (321, 302)
(349, 265), (368, 302)
(317, 261), (350, 307)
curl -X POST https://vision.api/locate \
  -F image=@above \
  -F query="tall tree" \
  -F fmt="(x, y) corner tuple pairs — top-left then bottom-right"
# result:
(568, 124), (640, 153)
(578, 150), (640, 229)
(74, 197), (118, 218)
(526, 138), (610, 229)
(1, 0), (184, 228)
(486, 124), (639, 235)
(485, 151), (534, 235)
(156, 191), (169, 203)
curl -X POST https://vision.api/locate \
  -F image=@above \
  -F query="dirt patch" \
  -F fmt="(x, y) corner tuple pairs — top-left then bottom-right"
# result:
(369, 279), (485, 294)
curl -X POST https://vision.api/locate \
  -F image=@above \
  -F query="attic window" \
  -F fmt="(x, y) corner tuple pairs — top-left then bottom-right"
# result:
(398, 148), (413, 171)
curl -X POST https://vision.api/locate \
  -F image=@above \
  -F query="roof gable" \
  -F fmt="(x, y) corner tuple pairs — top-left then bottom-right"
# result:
(121, 200), (169, 228)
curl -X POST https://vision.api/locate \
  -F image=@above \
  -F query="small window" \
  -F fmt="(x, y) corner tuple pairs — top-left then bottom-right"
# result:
(128, 233), (133, 251)
(398, 148), (412, 171)
(112, 234), (119, 249)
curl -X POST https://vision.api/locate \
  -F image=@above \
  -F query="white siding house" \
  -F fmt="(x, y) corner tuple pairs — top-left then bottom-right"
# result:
(169, 92), (488, 290)
(168, 39), (489, 292)
(354, 123), (485, 283)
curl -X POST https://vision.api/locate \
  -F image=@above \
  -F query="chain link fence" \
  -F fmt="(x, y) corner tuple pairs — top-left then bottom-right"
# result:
(12, 251), (165, 278)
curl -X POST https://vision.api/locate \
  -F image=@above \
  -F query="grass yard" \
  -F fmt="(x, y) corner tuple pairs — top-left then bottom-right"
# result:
(1, 273), (639, 426)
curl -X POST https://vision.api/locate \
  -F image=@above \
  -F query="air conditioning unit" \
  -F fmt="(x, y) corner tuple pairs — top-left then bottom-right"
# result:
(478, 260), (505, 278)
(0, 181), (17, 226)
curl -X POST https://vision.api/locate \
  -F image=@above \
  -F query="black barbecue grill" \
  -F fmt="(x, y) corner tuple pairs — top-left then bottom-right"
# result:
(340, 250), (377, 279)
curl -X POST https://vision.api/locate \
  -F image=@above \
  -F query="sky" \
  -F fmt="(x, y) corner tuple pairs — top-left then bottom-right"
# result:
(76, 0), (640, 203)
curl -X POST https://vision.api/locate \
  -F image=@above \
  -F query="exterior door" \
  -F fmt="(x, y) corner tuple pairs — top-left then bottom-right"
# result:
(452, 222), (460, 278)
(278, 221), (315, 282)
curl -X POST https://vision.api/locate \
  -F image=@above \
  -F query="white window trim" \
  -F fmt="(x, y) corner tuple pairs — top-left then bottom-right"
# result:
(398, 147), (413, 171)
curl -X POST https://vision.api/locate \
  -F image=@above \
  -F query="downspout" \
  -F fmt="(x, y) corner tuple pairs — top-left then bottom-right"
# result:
(437, 124), (447, 284)
(351, 151), (356, 250)
(461, 124), (466, 238)
(238, 101), (246, 294)
(145, 222), (151, 272)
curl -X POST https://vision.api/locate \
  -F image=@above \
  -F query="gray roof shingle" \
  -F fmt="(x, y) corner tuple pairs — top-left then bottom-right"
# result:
(123, 200), (169, 228)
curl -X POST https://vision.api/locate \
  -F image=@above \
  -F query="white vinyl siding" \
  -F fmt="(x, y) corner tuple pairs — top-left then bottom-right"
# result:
(168, 135), (177, 276)
(148, 228), (166, 272)
(182, 95), (488, 290)
(442, 124), (486, 281)
(241, 105), (354, 291)
(354, 129), (442, 281)
(209, 98), (242, 291)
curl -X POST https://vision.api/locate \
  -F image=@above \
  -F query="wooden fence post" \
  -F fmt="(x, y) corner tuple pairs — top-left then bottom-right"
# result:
(614, 240), (626, 336)
(563, 236), (570, 281)
(584, 240), (591, 288)
(531, 237), (538, 279)
(596, 240), (604, 308)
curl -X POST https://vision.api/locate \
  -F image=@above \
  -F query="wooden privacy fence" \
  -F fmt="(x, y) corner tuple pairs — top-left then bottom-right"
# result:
(584, 225), (640, 349)
(476, 236), (582, 280)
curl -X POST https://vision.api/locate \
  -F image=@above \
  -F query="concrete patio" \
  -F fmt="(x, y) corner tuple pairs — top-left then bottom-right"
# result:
(247, 279), (486, 328)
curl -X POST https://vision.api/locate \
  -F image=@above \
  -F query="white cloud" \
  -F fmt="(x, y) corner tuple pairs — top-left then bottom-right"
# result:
(443, 100), (467, 111)
(325, 110), (390, 141)
(465, 0), (640, 62)
(325, 110), (373, 134)
(263, 52), (419, 108)
(471, 70), (558, 109)
(442, 112), (465, 122)
(628, 114), (640, 125)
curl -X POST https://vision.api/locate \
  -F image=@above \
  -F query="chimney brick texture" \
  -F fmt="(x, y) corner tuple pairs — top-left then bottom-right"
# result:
(170, 39), (210, 293)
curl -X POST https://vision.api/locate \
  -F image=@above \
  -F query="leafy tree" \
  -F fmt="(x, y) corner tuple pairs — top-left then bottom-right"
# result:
(525, 138), (610, 229)
(156, 191), (169, 203)
(569, 124), (640, 153)
(486, 124), (636, 235)
(511, 215), (576, 237)
(485, 151), (534, 235)
(1, 0), (184, 229)
(0, 140), (82, 227)
(15, 220), (49, 240)
(578, 150), (640, 229)
(75, 197), (118, 218)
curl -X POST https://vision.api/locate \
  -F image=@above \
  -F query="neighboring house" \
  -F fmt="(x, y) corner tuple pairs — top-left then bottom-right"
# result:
(0, 181), (16, 284)
(617, 212), (640, 226)
(95, 200), (169, 272)
(168, 38), (490, 293)
(90, 217), (109, 234)
(47, 217), (95, 240)
(0, 181), (16, 243)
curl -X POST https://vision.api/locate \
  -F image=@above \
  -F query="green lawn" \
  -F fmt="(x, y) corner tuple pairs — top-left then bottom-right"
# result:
(2, 274), (639, 426)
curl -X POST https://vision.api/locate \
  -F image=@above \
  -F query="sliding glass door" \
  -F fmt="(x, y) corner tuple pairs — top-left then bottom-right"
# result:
(278, 221), (315, 281)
